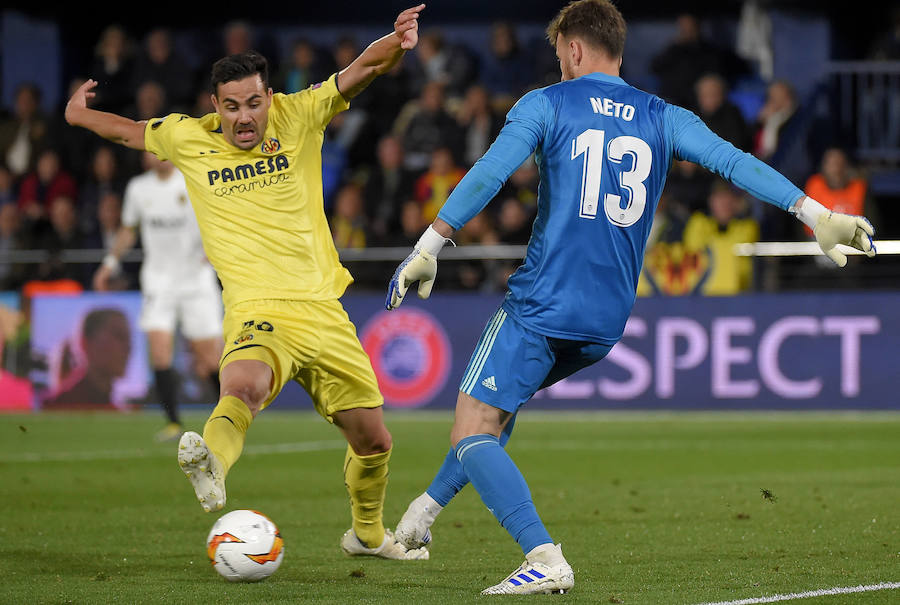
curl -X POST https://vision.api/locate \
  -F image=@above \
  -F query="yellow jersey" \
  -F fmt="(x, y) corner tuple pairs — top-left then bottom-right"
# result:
(682, 212), (759, 296)
(144, 74), (351, 309)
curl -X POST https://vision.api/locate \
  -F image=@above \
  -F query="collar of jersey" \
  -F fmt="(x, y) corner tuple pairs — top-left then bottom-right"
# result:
(580, 72), (628, 86)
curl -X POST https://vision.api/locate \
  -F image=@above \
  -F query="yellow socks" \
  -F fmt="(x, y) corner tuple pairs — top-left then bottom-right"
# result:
(343, 445), (391, 548)
(202, 395), (253, 475)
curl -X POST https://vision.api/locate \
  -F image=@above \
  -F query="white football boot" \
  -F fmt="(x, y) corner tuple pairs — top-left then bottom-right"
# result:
(340, 528), (430, 560)
(177, 431), (226, 512)
(481, 543), (574, 595)
(395, 492), (442, 549)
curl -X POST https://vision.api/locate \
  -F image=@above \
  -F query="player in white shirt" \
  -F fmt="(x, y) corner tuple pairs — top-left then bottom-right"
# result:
(94, 152), (223, 441)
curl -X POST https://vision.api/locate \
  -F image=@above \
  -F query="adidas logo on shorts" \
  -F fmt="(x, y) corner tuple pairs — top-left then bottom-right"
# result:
(481, 376), (498, 391)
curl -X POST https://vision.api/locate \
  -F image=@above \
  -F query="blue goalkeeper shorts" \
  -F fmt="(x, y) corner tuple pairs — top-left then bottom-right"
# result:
(459, 306), (613, 413)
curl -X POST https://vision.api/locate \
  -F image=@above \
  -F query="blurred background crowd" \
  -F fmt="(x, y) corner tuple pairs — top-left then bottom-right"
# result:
(0, 1), (898, 297)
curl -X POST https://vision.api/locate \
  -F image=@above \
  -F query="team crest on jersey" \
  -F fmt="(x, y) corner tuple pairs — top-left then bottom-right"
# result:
(233, 333), (254, 345)
(178, 194), (187, 205)
(260, 137), (281, 154)
(360, 308), (451, 408)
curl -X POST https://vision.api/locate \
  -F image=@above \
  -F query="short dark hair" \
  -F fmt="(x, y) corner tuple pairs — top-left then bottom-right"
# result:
(546, 0), (627, 60)
(210, 50), (269, 94)
(82, 308), (127, 340)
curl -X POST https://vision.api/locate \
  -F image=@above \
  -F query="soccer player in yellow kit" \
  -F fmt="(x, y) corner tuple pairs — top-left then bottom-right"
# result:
(65, 5), (429, 560)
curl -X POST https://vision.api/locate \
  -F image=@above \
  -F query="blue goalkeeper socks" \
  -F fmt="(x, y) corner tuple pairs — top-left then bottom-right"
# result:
(426, 414), (517, 506)
(454, 433), (553, 555)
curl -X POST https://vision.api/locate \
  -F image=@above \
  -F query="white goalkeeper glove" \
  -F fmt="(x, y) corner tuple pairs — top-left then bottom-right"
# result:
(386, 226), (454, 310)
(791, 196), (876, 267)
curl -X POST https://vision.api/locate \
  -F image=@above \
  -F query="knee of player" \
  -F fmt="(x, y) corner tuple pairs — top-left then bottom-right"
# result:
(221, 383), (268, 416)
(353, 428), (393, 455)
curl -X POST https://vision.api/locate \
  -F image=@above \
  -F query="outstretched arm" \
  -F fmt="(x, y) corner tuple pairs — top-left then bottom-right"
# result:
(337, 4), (424, 99)
(385, 88), (548, 310)
(667, 104), (875, 266)
(65, 79), (146, 150)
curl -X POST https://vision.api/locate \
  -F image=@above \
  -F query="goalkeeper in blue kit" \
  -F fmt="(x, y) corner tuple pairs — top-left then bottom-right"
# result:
(385, 0), (876, 596)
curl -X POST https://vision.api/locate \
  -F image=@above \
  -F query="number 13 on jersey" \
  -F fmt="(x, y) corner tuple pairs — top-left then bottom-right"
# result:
(571, 128), (652, 227)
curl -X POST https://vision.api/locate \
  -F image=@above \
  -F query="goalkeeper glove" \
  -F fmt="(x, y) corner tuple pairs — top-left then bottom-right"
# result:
(386, 225), (453, 310)
(791, 196), (876, 267)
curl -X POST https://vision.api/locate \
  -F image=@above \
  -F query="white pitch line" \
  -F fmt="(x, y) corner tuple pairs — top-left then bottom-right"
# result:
(0, 439), (347, 463)
(693, 581), (900, 605)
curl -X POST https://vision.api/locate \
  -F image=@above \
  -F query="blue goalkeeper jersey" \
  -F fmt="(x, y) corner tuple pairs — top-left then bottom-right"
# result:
(437, 72), (804, 344)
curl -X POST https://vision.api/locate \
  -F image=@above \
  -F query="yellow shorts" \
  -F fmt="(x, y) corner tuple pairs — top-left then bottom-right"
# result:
(219, 298), (383, 421)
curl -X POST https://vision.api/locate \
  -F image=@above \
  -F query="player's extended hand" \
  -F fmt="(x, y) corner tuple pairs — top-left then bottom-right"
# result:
(64, 79), (98, 126)
(385, 224), (451, 310)
(394, 4), (425, 50)
(386, 248), (437, 310)
(813, 211), (876, 267)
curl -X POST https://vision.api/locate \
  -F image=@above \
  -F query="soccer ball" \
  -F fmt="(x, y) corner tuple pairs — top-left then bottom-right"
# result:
(206, 509), (284, 582)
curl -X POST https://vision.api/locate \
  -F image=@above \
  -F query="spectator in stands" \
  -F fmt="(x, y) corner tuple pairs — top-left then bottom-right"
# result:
(129, 80), (168, 122)
(54, 78), (103, 182)
(119, 81), (169, 177)
(456, 84), (504, 167)
(650, 14), (746, 110)
(636, 194), (699, 297)
(454, 210), (502, 291)
(223, 21), (253, 56)
(0, 83), (53, 179)
(191, 89), (216, 117)
(94, 191), (124, 251)
(86, 191), (129, 291)
(683, 180), (759, 296)
(79, 146), (124, 236)
(868, 7), (900, 60)
(275, 38), (324, 94)
(411, 30), (476, 99)
(330, 183), (368, 249)
(499, 158), (539, 209)
(17, 149), (78, 224)
(361, 59), (416, 142)
(90, 25), (135, 113)
(496, 197), (534, 245)
(333, 36), (359, 72)
(753, 79), (798, 161)
(803, 148), (875, 237)
(863, 9), (900, 150)
(364, 135), (415, 244)
(35, 195), (88, 286)
(663, 159), (714, 215)
(0, 165), (14, 207)
(132, 28), (194, 110)
(695, 73), (751, 151)
(324, 39), (371, 163)
(395, 81), (463, 172)
(414, 147), (466, 223)
(481, 22), (533, 102)
(42, 307), (132, 409)
(0, 203), (29, 290)
(394, 199), (427, 246)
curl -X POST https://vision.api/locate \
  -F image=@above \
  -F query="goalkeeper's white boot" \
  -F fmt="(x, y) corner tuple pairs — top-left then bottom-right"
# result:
(481, 543), (574, 595)
(395, 492), (442, 549)
(340, 528), (430, 560)
(177, 431), (226, 513)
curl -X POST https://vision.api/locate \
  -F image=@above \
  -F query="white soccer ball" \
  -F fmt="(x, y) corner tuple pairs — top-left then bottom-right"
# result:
(206, 509), (284, 582)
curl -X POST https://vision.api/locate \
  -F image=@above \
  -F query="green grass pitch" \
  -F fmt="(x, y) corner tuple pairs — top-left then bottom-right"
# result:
(1, 410), (898, 604)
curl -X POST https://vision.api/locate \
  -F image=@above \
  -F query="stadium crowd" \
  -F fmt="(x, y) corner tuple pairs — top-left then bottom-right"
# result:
(0, 15), (883, 295)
